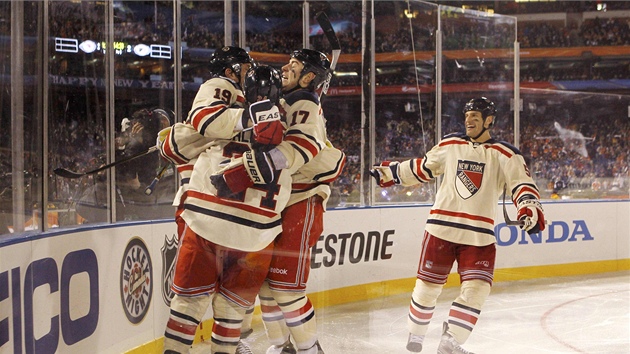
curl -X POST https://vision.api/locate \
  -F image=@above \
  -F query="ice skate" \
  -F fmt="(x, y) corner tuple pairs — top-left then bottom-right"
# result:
(296, 340), (324, 354)
(406, 333), (424, 352)
(235, 340), (254, 354)
(240, 328), (254, 339)
(437, 322), (474, 354)
(266, 339), (297, 354)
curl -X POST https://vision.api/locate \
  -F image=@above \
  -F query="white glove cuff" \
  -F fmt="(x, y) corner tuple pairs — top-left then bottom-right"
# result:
(517, 199), (542, 211)
(235, 108), (247, 131)
(268, 148), (288, 170)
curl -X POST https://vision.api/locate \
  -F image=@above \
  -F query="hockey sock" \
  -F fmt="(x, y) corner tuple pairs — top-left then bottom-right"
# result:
(259, 281), (291, 346)
(164, 293), (212, 353)
(241, 303), (255, 338)
(447, 279), (491, 343)
(271, 289), (317, 350)
(408, 279), (443, 336)
(211, 294), (247, 354)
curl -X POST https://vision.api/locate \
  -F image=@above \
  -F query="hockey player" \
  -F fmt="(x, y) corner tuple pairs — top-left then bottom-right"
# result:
(211, 49), (346, 354)
(158, 45), (255, 266)
(119, 107), (172, 187)
(77, 107), (173, 223)
(371, 97), (546, 354)
(158, 47), (287, 354)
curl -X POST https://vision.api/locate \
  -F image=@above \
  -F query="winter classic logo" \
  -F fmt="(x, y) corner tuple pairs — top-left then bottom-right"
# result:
(455, 160), (485, 199)
(120, 237), (153, 324)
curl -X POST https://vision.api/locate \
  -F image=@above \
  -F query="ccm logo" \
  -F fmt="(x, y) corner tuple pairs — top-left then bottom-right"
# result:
(245, 152), (262, 183)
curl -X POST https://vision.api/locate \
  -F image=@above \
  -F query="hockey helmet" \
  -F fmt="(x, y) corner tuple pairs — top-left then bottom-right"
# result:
(243, 65), (283, 105)
(152, 108), (175, 128)
(290, 48), (331, 90)
(130, 108), (169, 136)
(209, 46), (255, 79)
(463, 97), (497, 119)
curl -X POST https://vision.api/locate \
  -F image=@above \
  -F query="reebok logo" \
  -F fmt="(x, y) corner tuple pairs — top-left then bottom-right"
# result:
(269, 267), (288, 275)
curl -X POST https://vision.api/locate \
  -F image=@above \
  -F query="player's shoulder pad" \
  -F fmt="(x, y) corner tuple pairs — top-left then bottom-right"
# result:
(208, 76), (240, 91)
(284, 89), (320, 106)
(492, 139), (522, 155)
(443, 132), (468, 140)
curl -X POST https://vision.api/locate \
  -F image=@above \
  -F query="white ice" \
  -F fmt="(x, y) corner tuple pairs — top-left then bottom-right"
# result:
(191, 271), (630, 354)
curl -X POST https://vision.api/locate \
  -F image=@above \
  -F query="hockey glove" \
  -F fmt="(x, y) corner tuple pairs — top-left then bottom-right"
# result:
(209, 149), (277, 196)
(250, 99), (284, 146)
(242, 149), (277, 184)
(516, 197), (545, 234)
(210, 160), (253, 197)
(370, 161), (401, 187)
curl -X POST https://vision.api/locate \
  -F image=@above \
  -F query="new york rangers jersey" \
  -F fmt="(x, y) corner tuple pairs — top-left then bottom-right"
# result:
(160, 76), (248, 207)
(183, 139), (292, 252)
(397, 133), (541, 246)
(276, 89), (346, 207)
(163, 76), (292, 252)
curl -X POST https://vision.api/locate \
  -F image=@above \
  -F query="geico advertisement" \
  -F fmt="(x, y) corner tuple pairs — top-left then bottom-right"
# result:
(0, 222), (177, 354)
(0, 201), (627, 353)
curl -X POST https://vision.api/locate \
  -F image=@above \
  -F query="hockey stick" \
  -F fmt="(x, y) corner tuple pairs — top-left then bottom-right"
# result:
(144, 163), (170, 195)
(54, 146), (159, 179)
(502, 185), (525, 226)
(315, 11), (341, 100)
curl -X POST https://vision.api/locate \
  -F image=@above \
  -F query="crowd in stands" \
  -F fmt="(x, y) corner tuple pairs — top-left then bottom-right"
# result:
(4, 1), (630, 52)
(521, 115), (628, 198)
(4, 2), (630, 83)
(14, 1), (627, 85)
(322, 92), (629, 204)
(476, 1), (630, 15)
(0, 1), (628, 219)
(519, 17), (630, 48)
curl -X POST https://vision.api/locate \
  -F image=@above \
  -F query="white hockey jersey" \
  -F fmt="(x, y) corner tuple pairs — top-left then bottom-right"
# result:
(396, 133), (541, 246)
(183, 139), (292, 252)
(159, 76), (249, 207)
(275, 89), (346, 207)
(162, 76), (292, 251)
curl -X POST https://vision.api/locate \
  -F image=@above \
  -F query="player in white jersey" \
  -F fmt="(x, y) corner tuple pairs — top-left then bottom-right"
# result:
(159, 47), (288, 354)
(211, 49), (346, 354)
(371, 97), (546, 354)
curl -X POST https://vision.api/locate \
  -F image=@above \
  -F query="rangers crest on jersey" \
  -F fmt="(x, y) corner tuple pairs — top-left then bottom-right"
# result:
(455, 160), (485, 199)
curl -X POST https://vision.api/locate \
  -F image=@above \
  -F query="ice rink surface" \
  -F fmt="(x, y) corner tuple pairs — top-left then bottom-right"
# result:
(192, 271), (630, 354)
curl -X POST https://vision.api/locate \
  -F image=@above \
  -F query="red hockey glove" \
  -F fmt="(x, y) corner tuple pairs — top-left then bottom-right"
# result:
(210, 160), (253, 197)
(249, 99), (284, 146)
(516, 198), (545, 234)
(369, 161), (401, 187)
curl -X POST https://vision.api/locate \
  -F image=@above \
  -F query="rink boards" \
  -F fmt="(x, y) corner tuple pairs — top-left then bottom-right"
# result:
(0, 200), (628, 353)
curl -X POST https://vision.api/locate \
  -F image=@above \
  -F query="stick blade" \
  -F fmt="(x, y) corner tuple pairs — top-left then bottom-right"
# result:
(53, 168), (85, 179)
(315, 11), (341, 50)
